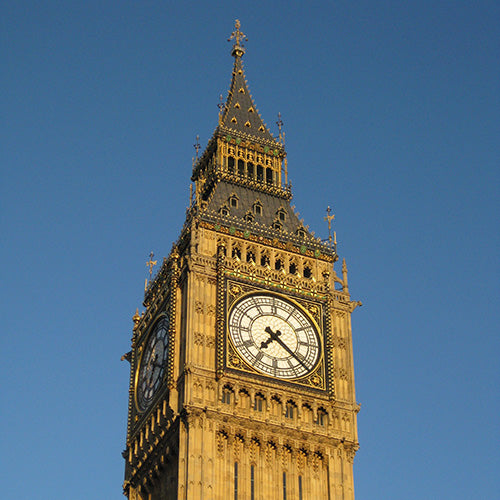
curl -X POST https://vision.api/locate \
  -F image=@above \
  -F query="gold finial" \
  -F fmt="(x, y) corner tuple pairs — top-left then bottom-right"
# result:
(145, 251), (157, 291)
(324, 206), (335, 248)
(218, 94), (225, 125)
(193, 135), (201, 160)
(132, 308), (141, 329)
(228, 19), (247, 57)
(277, 112), (284, 143)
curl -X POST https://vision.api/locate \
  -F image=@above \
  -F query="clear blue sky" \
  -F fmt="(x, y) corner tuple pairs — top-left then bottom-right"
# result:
(2, 2), (499, 499)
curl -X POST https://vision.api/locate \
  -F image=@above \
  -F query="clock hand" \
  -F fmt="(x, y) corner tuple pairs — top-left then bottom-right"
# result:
(262, 327), (310, 371)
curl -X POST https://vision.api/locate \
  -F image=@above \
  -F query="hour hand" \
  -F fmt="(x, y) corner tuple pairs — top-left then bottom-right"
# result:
(261, 326), (281, 348)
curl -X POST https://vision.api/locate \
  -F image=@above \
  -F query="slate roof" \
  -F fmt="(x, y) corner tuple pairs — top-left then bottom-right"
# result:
(204, 181), (305, 234)
(219, 55), (277, 145)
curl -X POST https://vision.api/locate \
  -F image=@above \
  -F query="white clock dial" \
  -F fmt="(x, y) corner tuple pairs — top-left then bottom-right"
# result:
(136, 316), (169, 411)
(228, 293), (320, 379)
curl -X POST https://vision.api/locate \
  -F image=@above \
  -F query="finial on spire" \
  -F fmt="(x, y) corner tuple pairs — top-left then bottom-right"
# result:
(228, 19), (247, 57)
(217, 94), (225, 124)
(193, 135), (200, 159)
(145, 252), (157, 291)
(324, 206), (335, 248)
(277, 112), (284, 143)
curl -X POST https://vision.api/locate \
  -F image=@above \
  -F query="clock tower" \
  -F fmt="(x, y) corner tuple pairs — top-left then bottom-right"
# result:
(123, 21), (361, 500)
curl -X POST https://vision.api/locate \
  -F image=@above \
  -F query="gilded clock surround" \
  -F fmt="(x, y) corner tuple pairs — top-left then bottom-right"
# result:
(122, 21), (361, 500)
(224, 280), (328, 391)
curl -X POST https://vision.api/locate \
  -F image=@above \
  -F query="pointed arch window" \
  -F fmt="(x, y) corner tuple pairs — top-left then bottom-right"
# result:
(266, 167), (273, 185)
(253, 201), (263, 216)
(219, 205), (230, 216)
(285, 401), (296, 419)
(222, 385), (233, 404)
(256, 165), (264, 181)
(237, 160), (245, 176)
(260, 252), (270, 267)
(229, 194), (239, 208)
(247, 162), (254, 179)
(297, 228), (306, 238)
(246, 248), (256, 263)
(232, 245), (241, 260)
(272, 220), (283, 231)
(317, 408), (328, 426)
(277, 208), (287, 222)
(245, 211), (255, 223)
(289, 261), (297, 275)
(254, 393), (265, 412)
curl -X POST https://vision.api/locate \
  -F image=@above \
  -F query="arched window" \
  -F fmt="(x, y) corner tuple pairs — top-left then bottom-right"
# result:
(239, 389), (250, 409)
(260, 253), (270, 267)
(222, 385), (233, 404)
(247, 162), (254, 179)
(275, 257), (283, 271)
(254, 393), (265, 412)
(289, 261), (297, 274)
(317, 408), (328, 426)
(266, 167), (273, 185)
(219, 205), (230, 216)
(246, 249), (255, 263)
(229, 194), (238, 208)
(256, 165), (264, 181)
(232, 246), (241, 259)
(303, 266), (312, 279)
(272, 220), (282, 231)
(228, 157), (235, 173)
(253, 201), (263, 215)
(285, 401), (296, 419)
(245, 211), (255, 223)
(238, 159), (245, 176)
(297, 228), (306, 238)
(277, 208), (287, 222)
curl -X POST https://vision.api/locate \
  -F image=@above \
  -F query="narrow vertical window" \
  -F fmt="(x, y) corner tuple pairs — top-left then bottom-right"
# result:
(234, 462), (238, 500)
(283, 471), (287, 500)
(251, 464), (255, 500)
(298, 475), (303, 500)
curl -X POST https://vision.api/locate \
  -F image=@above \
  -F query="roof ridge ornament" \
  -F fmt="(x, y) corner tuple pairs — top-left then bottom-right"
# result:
(228, 19), (248, 58)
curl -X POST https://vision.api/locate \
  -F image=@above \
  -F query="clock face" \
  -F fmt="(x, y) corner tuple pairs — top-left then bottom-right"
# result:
(136, 316), (169, 411)
(228, 293), (320, 379)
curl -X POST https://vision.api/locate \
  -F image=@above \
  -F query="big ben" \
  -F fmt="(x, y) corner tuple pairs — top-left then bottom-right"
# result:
(122, 20), (361, 500)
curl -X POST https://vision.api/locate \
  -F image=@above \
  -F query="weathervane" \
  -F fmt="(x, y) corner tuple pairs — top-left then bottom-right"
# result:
(228, 19), (247, 57)
(145, 251), (157, 291)
(324, 206), (336, 248)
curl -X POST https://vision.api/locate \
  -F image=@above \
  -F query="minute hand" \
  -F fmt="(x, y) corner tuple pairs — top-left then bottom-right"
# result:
(264, 327), (309, 371)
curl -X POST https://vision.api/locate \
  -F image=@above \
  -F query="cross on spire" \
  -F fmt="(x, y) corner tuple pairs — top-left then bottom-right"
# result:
(228, 19), (247, 57)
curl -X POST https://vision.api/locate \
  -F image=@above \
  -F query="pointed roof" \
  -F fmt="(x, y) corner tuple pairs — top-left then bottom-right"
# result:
(218, 21), (277, 145)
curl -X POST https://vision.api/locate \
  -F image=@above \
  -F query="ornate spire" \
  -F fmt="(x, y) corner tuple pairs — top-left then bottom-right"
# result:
(228, 19), (247, 58)
(219, 20), (276, 144)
